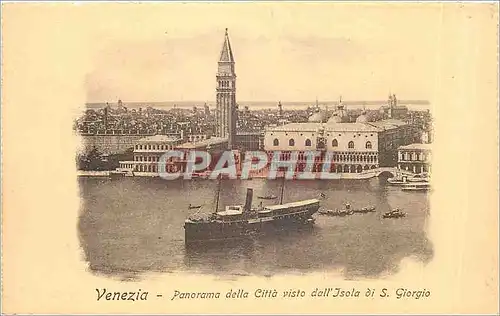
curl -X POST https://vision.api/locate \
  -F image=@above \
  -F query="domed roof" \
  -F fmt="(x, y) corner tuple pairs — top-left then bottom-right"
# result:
(327, 114), (343, 124)
(356, 114), (368, 123)
(308, 110), (327, 122)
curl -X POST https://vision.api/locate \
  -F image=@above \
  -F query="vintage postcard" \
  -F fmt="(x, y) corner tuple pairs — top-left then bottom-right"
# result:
(2, 2), (499, 314)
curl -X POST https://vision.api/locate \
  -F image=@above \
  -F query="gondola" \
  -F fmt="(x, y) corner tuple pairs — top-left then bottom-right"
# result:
(382, 209), (406, 219)
(257, 194), (278, 200)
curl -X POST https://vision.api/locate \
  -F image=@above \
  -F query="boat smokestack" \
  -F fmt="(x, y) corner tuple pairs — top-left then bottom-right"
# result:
(244, 188), (253, 212)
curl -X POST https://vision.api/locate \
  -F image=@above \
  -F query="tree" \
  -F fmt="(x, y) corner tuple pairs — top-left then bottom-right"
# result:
(77, 146), (106, 171)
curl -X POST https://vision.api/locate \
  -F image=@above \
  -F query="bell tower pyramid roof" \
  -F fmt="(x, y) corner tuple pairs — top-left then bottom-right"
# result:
(219, 28), (234, 63)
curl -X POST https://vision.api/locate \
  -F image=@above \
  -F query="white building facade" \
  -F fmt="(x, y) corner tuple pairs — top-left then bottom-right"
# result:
(397, 143), (432, 174)
(263, 122), (380, 173)
(118, 135), (183, 174)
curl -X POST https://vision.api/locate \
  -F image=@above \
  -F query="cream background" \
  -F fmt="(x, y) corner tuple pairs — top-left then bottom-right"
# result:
(2, 2), (499, 314)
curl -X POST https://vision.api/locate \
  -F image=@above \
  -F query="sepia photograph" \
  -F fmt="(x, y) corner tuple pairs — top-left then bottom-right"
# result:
(2, 2), (498, 314)
(76, 27), (434, 280)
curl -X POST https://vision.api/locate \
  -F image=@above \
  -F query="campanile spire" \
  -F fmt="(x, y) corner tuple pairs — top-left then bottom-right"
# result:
(219, 28), (235, 64)
(215, 28), (237, 148)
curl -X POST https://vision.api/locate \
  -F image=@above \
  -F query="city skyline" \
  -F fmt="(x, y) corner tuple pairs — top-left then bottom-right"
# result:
(85, 4), (443, 103)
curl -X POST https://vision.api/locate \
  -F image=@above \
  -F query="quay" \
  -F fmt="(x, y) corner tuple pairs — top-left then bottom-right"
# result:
(78, 167), (415, 180)
(77, 170), (110, 177)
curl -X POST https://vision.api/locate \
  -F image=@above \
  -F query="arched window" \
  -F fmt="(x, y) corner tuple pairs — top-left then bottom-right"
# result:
(305, 139), (312, 147)
(273, 138), (279, 146)
(365, 141), (372, 149)
(348, 141), (354, 149)
(289, 139), (295, 146)
(332, 139), (338, 147)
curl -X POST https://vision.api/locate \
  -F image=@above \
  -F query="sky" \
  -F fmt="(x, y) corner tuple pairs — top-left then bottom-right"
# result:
(82, 3), (446, 103)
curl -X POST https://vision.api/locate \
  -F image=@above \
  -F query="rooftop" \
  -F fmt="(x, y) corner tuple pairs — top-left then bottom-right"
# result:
(177, 137), (228, 149)
(266, 122), (381, 133)
(236, 131), (263, 136)
(398, 143), (432, 151)
(366, 119), (408, 130)
(138, 135), (181, 143)
(380, 105), (409, 109)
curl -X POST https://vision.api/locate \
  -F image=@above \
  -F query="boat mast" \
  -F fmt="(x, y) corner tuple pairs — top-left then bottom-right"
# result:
(279, 174), (285, 205)
(214, 176), (221, 213)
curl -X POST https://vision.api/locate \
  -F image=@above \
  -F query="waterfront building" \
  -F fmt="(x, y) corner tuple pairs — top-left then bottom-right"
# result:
(170, 137), (231, 174)
(216, 28), (237, 149)
(264, 122), (380, 174)
(118, 135), (230, 175)
(397, 143), (432, 174)
(261, 107), (418, 174)
(368, 119), (420, 166)
(118, 135), (184, 173)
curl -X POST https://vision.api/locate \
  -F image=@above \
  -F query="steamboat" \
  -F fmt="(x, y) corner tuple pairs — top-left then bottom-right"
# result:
(183, 178), (320, 245)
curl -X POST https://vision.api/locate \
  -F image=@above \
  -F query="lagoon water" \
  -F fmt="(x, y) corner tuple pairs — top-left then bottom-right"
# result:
(78, 177), (432, 279)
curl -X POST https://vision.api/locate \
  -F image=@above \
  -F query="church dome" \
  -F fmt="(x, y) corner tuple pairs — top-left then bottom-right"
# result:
(327, 114), (342, 124)
(308, 110), (327, 122)
(356, 114), (368, 123)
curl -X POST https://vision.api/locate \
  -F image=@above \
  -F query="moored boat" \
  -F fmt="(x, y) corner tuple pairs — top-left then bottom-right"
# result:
(388, 172), (430, 185)
(387, 176), (409, 185)
(401, 182), (430, 192)
(407, 174), (430, 182)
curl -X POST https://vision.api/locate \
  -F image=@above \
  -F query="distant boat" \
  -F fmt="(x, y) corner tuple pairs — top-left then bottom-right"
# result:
(383, 209), (406, 219)
(318, 209), (351, 217)
(188, 204), (202, 209)
(401, 182), (430, 192)
(407, 173), (430, 183)
(388, 173), (430, 185)
(257, 194), (277, 200)
(318, 203), (357, 217)
(352, 206), (376, 214)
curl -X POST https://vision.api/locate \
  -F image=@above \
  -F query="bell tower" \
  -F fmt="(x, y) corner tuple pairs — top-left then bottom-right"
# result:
(216, 28), (237, 148)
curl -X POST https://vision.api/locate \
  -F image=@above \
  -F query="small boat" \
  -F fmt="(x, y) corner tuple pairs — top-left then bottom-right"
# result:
(387, 173), (413, 185)
(408, 173), (430, 183)
(388, 173), (430, 185)
(257, 194), (278, 200)
(188, 204), (202, 209)
(382, 209), (406, 219)
(318, 204), (354, 217)
(402, 182), (430, 192)
(338, 209), (353, 216)
(353, 206), (376, 214)
(341, 203), (354, 215)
